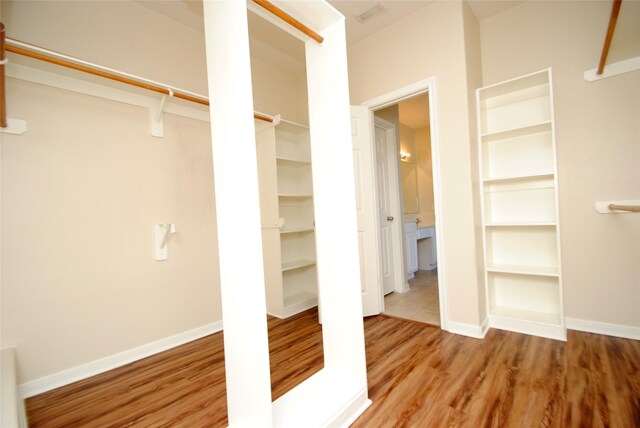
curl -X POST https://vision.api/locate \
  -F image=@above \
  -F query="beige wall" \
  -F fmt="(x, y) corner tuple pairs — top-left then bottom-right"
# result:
(0, 0), (305, 383)
(398, 124), (435, 226)
(461, 0), (487, 320)
(414, 127), (435, 227)
(480, 1), (640, 327)
(348, 0), (486, 326)
(2, 79), (221, 383)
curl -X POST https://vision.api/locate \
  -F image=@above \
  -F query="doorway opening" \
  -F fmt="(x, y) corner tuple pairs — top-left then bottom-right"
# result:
(365, 79), (446, 329)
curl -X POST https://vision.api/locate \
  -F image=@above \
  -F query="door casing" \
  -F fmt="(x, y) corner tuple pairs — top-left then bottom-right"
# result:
(362, 77), (448, 331)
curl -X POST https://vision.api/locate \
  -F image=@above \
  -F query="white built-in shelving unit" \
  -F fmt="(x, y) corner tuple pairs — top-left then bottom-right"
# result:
(477, 68), (566, 341)
(256, 119), (318, 318)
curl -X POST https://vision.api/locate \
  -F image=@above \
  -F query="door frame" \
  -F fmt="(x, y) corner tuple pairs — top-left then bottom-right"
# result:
(372, 116), (407, 297)
(362, 77), (448, 330)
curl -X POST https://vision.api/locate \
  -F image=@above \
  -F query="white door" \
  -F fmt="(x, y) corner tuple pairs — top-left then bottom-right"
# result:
(350, 106), (382, 317)
(374, 122), (396, 295)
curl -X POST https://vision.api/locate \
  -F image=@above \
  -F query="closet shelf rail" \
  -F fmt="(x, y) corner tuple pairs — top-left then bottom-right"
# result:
(608, 204), (640, 213)
(251, 0), (324, 44)
(0, 30), (274, 127)
(597, 0), (622, 75)
(595, 200), (640, 213)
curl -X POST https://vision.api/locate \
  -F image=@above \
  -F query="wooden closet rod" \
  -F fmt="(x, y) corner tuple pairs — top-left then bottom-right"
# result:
(609, 204), (640, 213)
(0, 23), (7, 128)
(251, 0), (324, 44)
(597, 0), (622, 75)
(3, 36), (273, 123)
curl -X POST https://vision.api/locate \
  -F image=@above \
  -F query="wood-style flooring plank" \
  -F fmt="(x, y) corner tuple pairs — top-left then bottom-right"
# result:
(26, 311), (640, 427)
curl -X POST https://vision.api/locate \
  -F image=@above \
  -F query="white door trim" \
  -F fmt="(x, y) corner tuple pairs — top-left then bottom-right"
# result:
(361, 77), (448, 331)
(373, 116), (406, 298)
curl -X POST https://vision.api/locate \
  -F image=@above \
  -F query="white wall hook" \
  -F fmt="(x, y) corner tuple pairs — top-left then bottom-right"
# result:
(154, 223), (176, 261)
(150, 94), (167, 138)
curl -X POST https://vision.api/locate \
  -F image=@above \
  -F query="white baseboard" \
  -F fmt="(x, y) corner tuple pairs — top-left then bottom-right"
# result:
(480, 317), (489, 337)
(447, 319), (487, 339)
(19, 321), (223, 399)
(566, 317), (640, 340)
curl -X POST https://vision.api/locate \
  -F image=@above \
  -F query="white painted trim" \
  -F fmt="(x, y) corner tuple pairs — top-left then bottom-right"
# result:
(271, 369), (369, 428)
(584, 56), (640, 82)
(19, 321), (223, 399)
(447, 320), (487, 339)
(338, 398), (372, 428)
(361, 76), (448, 331)
(18, 396), (28, 428)
(489, 315), (566, 341)
(566, 317), (640, 340)
(481, 317), (490, 337)
(1, 348), (20, 428)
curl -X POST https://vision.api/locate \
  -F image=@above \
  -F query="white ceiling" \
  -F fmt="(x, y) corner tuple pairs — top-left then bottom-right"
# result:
(328, 1), (433, 46)
(136, 1), (523, 76)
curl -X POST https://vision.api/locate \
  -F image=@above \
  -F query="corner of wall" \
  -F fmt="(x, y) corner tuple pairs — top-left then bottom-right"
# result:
(461, 0), (487, 323)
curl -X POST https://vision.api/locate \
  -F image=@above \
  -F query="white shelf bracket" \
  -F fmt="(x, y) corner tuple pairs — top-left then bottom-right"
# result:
(150, 93), (169, 138)
(0, 118), (28, 135)
(154, 223), (176, 260)
(584, 56), (640, 82)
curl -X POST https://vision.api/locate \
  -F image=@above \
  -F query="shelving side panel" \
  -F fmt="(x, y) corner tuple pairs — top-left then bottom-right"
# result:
(277, 163), (313, 196)
(488, 272), (560, 317)
(280, 231), (316, 267)
(261, 228), (284, 315)
(486, 226), (558, 269)
(278, 197), (314, 231)
(484, 178), (556, 223)
(255, 127), (279, 221)
(482, 128), (554, 179)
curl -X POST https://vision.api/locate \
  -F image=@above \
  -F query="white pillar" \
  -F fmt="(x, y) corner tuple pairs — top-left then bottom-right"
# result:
(305, 20), (368, 383)
(202, 1), (272, 426)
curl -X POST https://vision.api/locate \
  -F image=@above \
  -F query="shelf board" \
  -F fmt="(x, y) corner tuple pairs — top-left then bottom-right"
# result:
(479, 70), (550, 102)
(490, 305), (561, 326)
(485, 221), (556, 227)
(276, 156), (311, 168)
(487, 264), (559, 277)
(282, 259), (316, 272)
(481, 120), (551, 140)
(278, 193), (313, 199)
(483, 172), (554, 184)
(280, 227), (315, 235)
(277, 119), (309, 134)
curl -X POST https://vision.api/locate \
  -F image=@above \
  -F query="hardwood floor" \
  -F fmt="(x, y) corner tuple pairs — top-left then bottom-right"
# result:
(26, 310), (640, 427)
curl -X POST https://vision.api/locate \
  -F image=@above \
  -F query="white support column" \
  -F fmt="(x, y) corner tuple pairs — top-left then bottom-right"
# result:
(305, 20), (368, 385)
(201, 2), (272, 426)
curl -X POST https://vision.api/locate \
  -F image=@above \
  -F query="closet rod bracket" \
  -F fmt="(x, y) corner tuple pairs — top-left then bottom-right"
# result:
(0, 117), (27, 135)
(150, 94), (168, 138)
